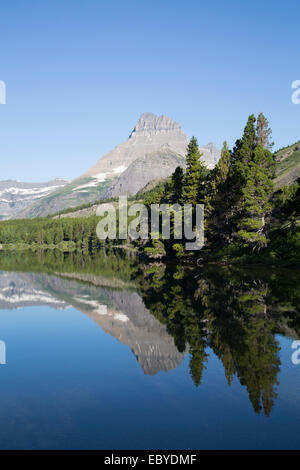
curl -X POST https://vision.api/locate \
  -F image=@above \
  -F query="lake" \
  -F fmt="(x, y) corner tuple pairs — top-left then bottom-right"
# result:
(0, 249), (299, 450)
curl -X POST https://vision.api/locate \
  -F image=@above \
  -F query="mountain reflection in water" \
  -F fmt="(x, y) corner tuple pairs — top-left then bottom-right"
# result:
(0, 249), (299, 418)
(0, 270), (185, 376)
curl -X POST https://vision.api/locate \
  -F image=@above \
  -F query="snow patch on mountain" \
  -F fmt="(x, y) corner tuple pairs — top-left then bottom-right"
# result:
(0, 178), (68, 219)
(113, 165), (127, 174)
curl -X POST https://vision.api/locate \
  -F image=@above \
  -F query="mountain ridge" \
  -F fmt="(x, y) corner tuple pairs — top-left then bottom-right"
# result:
(0, 178), (68, 220)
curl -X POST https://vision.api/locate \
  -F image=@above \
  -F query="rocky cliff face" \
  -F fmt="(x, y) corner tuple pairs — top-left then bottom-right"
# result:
(104, 144), (185, 197)
(0, 179), (68, 220)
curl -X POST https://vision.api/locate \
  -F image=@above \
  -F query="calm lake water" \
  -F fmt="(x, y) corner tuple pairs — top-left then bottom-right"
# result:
(0, 250), (299, 450)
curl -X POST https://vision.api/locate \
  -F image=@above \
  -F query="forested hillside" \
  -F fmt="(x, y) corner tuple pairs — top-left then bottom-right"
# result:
(274, 141), (300, 187)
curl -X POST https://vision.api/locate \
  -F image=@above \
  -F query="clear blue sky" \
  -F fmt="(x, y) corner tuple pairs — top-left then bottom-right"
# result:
(0, 0), (299, 182)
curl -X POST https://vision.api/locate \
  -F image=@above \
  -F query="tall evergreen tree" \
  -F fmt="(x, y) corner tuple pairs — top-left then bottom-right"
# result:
(237, 145), (274, 249)
(205, 141), (231, 216)
(169, 166), (183, 203)
(216, 114), (276, 250)
(182, 137), (206, 205)
(222, 115), (258, 236)
(205, 141), (231, 243)
(231, 114), (275, 250)
(256, 112), (274, 149)
(231, 114), (257, 178)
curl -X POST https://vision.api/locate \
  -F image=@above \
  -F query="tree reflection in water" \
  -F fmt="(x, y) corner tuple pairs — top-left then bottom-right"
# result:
(135, 262), (300, 416)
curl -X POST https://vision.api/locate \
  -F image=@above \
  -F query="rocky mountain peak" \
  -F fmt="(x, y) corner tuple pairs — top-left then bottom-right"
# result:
(16, 113), (221, 217)
(129, 112), (184, 138)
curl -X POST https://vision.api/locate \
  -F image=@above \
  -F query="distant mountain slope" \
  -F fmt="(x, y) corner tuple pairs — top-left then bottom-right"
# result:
(18, 175), (113, 219)
(17, 112), (220, 218)
(275, 141), (300, 187)
(0, 179), (67, 220)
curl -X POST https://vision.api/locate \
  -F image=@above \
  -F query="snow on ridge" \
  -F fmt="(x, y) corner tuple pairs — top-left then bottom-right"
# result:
(115, 313), (129, 322)
(94, 173), (107, 182)
(113, 165), (127, 174)
(72, 167), (127, 192)
(0, 185), (62, 198)
(1, 186), (57, 195)
(72, 173), (107, 192)
(72, 181), (99, 191)
(0, 290), (69, 306)
(74, 296), (108, 315)
(74, 296), (128, 321)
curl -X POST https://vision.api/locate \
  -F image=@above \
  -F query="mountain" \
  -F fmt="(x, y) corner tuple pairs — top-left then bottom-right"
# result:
(82, 112), (219, 198)
(104, 144), (185, 198)
(82, 112), (190, 179)
(0, 271), (69, 310)
(18, 112), (220, 218)
(104, 142), (220, 199)
(15, 176), (113, 219)
(0, 270), (186, 375)
(0, 179), (68, 220)
(274, 141), (300, 187)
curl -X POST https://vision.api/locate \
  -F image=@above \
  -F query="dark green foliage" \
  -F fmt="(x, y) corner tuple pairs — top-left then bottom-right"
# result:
(182, 137), (207, 205)
(267, 178), (300, 261)
(236, 145), (275, 249)
(205, 141), (231, 242)
(0, 216), (102, 251)
(0, 248), (135, 283)
(140, 115), (299, 260)
(211, 115), (277, 251)
(169, 166), (184, 203)
(143, 181), (169, 206)
(279, 178), (300, 223)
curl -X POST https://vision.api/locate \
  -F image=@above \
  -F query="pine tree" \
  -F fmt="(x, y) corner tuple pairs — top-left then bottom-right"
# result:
(233, 114), (275, 250)
(218, 115), (258, 242)
(205, 141), (230, 216)
(218, 114), (276, 250)
(237, 145), (274, 249)
(169, 166), (183, 203)
(216, 140), (231, 184)
(205, 141), (231, 243)
(182, 137), (206, 205)
(256, 112), (274, 149)
(231, 114), (257, 180)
